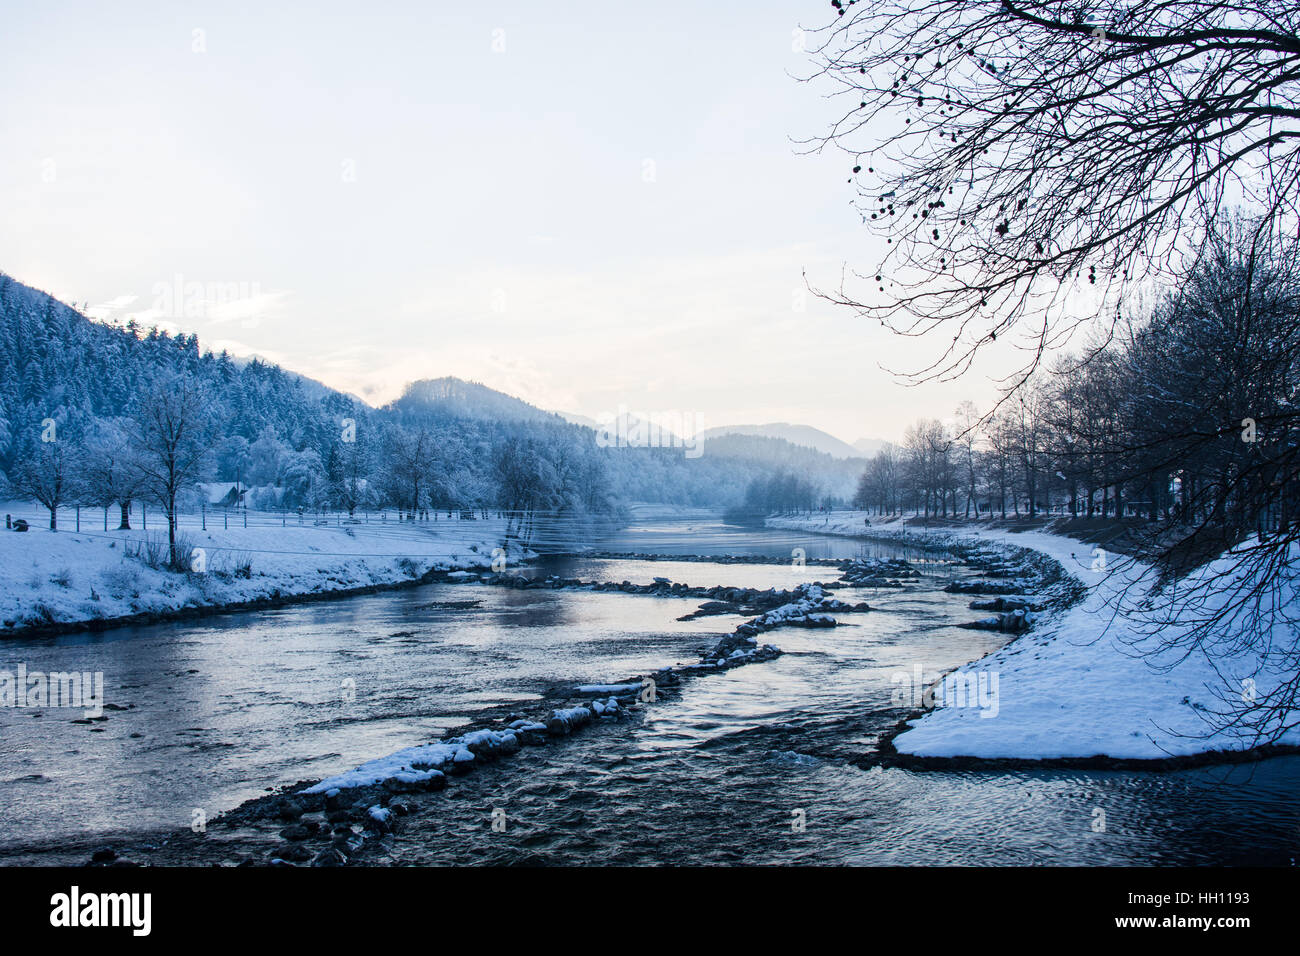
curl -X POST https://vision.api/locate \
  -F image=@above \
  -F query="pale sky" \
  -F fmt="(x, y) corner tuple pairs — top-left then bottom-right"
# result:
(0, 0), (1015, 445)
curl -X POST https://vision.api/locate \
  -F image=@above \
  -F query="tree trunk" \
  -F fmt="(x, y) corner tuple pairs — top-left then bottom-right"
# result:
(168, 492), (178, 567)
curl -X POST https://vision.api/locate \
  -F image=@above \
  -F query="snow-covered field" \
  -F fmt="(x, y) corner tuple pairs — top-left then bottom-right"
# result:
(0, 500), (527, 633)
(768, 511), (1300, 760)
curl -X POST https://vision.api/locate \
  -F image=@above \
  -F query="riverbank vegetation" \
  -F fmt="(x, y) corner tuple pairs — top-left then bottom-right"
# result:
(803, 0), (1300, 747)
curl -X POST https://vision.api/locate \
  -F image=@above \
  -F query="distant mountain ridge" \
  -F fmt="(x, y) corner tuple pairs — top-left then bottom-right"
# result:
(700, 423), (867, 460)
(852, 437), (889, 457)
(389, 377), (566, 425)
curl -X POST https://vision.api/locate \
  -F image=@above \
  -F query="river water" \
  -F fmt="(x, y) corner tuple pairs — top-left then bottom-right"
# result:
(1, 510), (1297, 864)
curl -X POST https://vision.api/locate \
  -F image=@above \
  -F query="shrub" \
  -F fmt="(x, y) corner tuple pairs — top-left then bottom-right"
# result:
(99, 564), (142, 599)
(125, 533), (167, 569)
(26, 602), (56, 625)
(227, 550), (253, 579)
(126, 532), (199, 573)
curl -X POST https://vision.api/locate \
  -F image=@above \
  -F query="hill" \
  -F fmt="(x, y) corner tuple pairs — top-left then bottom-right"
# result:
(701, 422), (865, 460)
(0, 270), (867, 514)
(390, 378), (566, 426)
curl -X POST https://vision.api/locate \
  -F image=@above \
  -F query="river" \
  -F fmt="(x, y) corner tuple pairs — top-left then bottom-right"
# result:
(1, 509), (1296, 864)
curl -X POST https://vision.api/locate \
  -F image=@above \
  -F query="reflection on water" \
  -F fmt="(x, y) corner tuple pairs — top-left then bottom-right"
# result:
(1, 513), (1296, 865)
(0, 579), (739, 851)
(518, 555), (841, 590)
(532, 508), (929, 562)
(391, 707), (1300, 866)
(382, 587), (1300, 866)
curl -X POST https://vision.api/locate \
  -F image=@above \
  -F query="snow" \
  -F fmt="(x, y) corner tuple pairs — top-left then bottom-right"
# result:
(302, 742), (460, 792)
(302, 699), (631, 793)
(550, 705), (593, 726)
(743, 584), (856, 630)
(507, 719), (547, 732)
(0, 500), (530, 632)
(299, 727), (540, 793)
(769, 511), (1300, 760)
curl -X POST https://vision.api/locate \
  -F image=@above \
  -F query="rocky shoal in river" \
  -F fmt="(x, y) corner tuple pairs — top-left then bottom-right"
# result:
(79, 579), (887, 868)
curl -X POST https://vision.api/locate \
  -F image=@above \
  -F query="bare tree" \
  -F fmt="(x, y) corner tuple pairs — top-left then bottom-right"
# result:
(803, 0), (1300, 387)
(384, 426), (436, 519)
(986, 407), (1018, 517)
(133, 374), (212, 567)
(856, 442), (901, 515)
(955, 399), (981, 515)
(1012, 385), (1047, 515)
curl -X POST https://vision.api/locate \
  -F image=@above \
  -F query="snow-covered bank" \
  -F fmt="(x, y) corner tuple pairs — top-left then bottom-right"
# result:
(768, 511), (1300, 761)
(0, 501), (530, 635)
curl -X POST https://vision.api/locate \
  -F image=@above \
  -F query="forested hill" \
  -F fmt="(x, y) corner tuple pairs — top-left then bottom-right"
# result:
(390, 377), (567, 426)
(0, 271), (364, 474)
(0, 272), (859, 512)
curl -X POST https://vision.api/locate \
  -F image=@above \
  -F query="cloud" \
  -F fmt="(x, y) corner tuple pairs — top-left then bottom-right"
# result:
(85, 293), (138, 320)
(207, 290), (291, 327)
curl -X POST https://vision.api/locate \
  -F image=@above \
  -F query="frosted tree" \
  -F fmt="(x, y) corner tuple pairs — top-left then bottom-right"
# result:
(246, 426), (288, 488)
(132, 374), (213, 567)
(83, 418), (145, 529)
(383, 426), (436, 518)
(13, 438), (81, 530)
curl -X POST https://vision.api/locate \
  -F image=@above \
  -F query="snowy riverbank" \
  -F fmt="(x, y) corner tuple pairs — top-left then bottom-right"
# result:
(0, 501), (529, 636)
(768, 511), (1300, 761)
